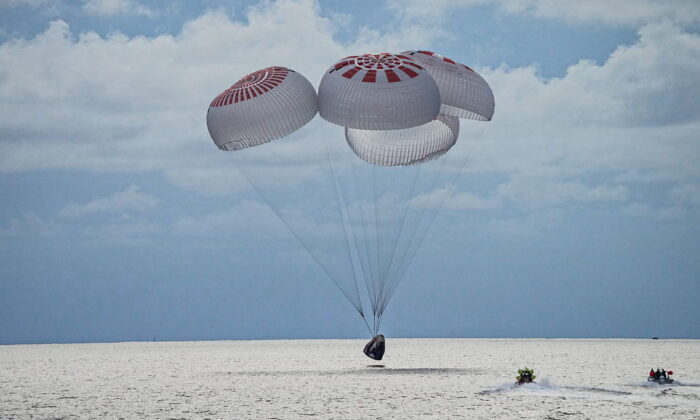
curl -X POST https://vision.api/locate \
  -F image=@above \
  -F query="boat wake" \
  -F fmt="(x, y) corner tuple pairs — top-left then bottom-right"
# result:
(563, 386), (631, 396)
(672, 381), (700, 388)
(480, 379), (630, 396)
(478, 379), (556, 394)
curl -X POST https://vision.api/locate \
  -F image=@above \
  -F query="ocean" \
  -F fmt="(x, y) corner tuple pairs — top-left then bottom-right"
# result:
(1, 338), (698, 418)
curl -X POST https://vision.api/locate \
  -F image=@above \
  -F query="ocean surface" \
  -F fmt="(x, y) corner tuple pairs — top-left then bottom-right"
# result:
(1, 338), (699, 418)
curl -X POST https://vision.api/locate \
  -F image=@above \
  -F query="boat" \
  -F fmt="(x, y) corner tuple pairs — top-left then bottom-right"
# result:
(516, 367), (536, 385)
(648, 370), (674, 384)
(648, 376), (674, 384)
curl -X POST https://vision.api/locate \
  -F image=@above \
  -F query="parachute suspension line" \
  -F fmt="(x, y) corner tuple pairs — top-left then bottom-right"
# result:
(375, 164), (422, 324)
(391, 158), (451, 320)
(324, 135), (366, 319)
(377, 166), (441, 319)
(384, 130), (487, 305)
(384, 150), (460, 304)
(373, 168), (387, 321)
(372, 165), (382, 316)
(232, 163), (365, 318)
(333, 141), (376, 318)
(370, 167), (420, 334)
(325, 138), (384, 335)
(362, 315), (373, 336)
(376, 129), (486, 320)
(384, 165), (421, 280)
(344, 151), (380, 326)
(374, 165), (392, 324)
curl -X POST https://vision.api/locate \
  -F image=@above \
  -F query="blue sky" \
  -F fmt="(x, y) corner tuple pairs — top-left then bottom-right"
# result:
(1, 0), (699, 344)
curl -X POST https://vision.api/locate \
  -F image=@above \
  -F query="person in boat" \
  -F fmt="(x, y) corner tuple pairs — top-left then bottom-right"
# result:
(655, 369), (661, 380)
(516, 368), (535, 384)
(649, 368), (655, 378)
(661, 369), (667, 379)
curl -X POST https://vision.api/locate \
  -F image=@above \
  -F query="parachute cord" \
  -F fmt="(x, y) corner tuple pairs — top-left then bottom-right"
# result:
(232, 163), (365, 318)
(325, 135), (366, 318)
(378, 164), (422, 311)
(372, 165), (381, 314)
(361, 313), (373, 336)
(383, 129), (486, 305)
(341, 137), (379, 315)
(376, 311), (383, 334)
(387, 167), (451, 301)
(352, 165), (378, 313)
(385, 163), (444, 297)
(342, 140), (378, 317)
(375, 179), (436, 319)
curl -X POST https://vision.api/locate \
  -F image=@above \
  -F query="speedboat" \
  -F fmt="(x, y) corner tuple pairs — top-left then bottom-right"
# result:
(516, 368), (536, 385)
(648, 370), (674, 384)
(648, 377), (674, 384)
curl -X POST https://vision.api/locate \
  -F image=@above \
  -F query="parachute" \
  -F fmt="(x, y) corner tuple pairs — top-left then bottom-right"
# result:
(345, 113), (459, 167)
(207, 66), (318, 150)
(206, 53), (494, 348)
(318, 53), (440, 130)
(402, 50), (495, 121)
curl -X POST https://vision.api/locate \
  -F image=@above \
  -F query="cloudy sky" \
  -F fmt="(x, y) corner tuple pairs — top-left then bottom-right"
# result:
(1, 0), (699, 344)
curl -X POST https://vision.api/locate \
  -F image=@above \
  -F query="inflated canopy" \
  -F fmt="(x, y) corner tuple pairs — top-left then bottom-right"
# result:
(318, 53), (440, 130)
(207, 66), (318, 151)
(402, 50), (495, 121)
(345, 114), (459, 167)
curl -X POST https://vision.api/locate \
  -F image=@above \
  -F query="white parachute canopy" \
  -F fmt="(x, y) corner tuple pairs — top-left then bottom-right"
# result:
(318, 53), (441, 130)
(345, 114), (460, 167)
(402, 50), (495, 121)
(207, 66), (318, 151)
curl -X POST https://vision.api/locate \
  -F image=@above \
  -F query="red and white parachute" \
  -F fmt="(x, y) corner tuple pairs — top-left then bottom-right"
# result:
(207, 66), (318, 151)
(206, 52), (494, 337)
(402, 50), (494, 121)
(318, 53), (440, 130)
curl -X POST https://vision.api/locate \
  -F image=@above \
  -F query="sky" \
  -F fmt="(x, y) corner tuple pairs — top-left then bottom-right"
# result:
(1, 0), (699, 344)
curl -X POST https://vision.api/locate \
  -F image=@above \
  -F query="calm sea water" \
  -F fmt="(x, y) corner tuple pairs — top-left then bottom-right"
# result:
(1, 339), (699, 418)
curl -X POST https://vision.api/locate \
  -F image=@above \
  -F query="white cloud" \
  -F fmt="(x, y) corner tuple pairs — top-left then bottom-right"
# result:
(0, 0), (55, 8)
(0, 212), (62, 237)
(388, 0), (700, 27)
(479, 21), (700, 131)
(171, 201), (280, 236)
(0, 3), (340, 176)
(80, 219), (159, 244)
(171, 199), (343, 239)
(621, 202), (686, 220)
(0, 0), (698, 228)
(444, 190), (502, 211)
(82, 0), (153, 16)
(438, 178), (628, 213)
(670, 184), (700, 209)
(499, 0), (700, 27)
(459, 21), (700, 212)
(480, 209), (564, 238)
(60, 185), (159, 218)
(496, 178), (629, 209)
(0, 0), (446, 190)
